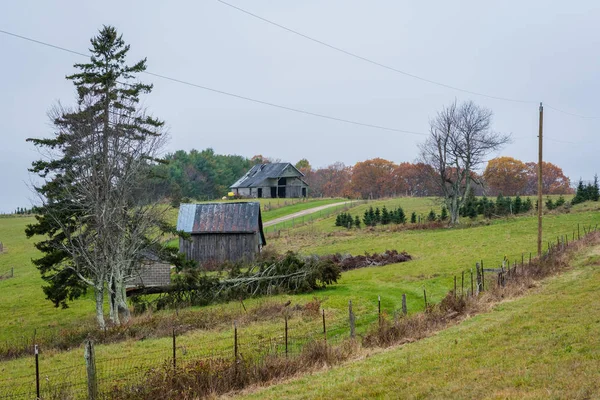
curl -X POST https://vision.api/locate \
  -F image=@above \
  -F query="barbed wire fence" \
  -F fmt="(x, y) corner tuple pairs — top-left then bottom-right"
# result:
(0, 224), (596, 399)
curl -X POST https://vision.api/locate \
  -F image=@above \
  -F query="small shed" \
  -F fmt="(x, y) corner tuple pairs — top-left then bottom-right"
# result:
(176, 202), (266, 264)
(230, 163), (308, 198)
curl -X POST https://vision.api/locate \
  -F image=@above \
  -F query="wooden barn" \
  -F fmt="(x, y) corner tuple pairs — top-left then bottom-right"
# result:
(176, 202), (266, 264)
(230, 163), (308, 198)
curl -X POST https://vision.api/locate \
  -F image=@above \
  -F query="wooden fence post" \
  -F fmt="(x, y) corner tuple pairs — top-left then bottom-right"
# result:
(172, 328), (176, 373)
(401, 294), (407, 315)
(234, 321), (238, 361)
(378, 296), (381, 326)
(284, 315), (288, 356)
(349, 300), (355, 338)
(423, 288), (427, 310)
(84, 340), (98, 400)
(322, 309), (327, 343)
(475, 263), (482, 295)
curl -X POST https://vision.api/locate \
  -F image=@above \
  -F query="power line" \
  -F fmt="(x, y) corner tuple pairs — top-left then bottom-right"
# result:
(216, 0), (600, 120)
(216, 0), (535, 104)
(0, 29), (426, 136)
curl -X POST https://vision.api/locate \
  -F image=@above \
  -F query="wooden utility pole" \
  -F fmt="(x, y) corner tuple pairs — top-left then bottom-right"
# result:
(537, 102), (544, 257)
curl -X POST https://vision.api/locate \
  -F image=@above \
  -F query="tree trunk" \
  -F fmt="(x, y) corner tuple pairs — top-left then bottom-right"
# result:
(95, 287), (105, 330)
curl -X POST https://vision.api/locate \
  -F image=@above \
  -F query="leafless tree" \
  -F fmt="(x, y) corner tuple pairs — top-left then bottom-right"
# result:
(419, 100), (510, 224)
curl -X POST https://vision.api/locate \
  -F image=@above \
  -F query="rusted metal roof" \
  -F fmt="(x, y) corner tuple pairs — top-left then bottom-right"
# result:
(177, 202), (266, 245)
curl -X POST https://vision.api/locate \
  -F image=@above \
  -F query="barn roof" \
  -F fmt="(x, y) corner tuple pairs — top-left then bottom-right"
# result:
(230, 163), (305, 188)
(176, 202), (266, 245)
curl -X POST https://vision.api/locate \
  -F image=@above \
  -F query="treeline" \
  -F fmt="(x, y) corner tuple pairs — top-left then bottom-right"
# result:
(572, 176), (600, 205)
(139, 149), (574, 202)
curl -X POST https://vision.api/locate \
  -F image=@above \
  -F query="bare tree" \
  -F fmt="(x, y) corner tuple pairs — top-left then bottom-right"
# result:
(419, 100), (510, 224)
(27, 26), (173, 328)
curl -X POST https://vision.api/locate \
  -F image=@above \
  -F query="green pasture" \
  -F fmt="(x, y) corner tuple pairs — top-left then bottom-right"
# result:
(0, 197), (598, 397)
(237, 245), (600, 400)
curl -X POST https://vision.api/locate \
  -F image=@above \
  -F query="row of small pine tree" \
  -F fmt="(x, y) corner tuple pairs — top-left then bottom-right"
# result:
(335, 206), (450, 229)
(460, 190), (535, 219)
(572, 175), (600, 205)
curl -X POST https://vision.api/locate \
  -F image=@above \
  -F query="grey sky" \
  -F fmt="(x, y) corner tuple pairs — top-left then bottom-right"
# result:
(1, 1), (599, 213)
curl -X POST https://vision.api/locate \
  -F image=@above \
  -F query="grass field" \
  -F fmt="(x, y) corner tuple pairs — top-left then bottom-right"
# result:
(235, 245), (600, 400)
(0, 196), (598, 397)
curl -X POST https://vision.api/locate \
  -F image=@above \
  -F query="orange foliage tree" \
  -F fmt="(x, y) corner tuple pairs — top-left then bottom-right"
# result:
(350, 158), (397, 199)
(483, 157), (528, 195)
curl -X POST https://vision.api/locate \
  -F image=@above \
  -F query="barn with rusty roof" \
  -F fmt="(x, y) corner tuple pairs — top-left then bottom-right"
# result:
(176, 202), (266, 264)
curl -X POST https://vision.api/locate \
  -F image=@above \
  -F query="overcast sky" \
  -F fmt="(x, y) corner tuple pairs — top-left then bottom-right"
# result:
(1, 1), (599, 213)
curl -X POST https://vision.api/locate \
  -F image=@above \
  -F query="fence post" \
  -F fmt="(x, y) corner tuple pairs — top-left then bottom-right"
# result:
(475, 263), (482, 295)
(378, 295), (381, 326)
(470, 270), (474, 297)
(35, 344), (40, 400)
(172, 328), (176, 373)
(322, 309), (327, 343)
(481, 260), (485, 291)
(84, 340), (98, 400)
(349, 300), (355, 338)
(284, 315), (288, 357)
(453, 276), (457, 299)
(234, 321), (238, 361)
(401, 294), (407, 315)
(423, 288), (427, 310)
(461, 271), (464, 298)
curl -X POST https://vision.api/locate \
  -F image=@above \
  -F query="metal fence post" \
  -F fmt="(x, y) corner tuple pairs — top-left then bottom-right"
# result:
(35, 344), (40, 400)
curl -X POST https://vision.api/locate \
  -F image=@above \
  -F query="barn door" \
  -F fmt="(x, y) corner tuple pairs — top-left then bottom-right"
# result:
(257, 188), (262, 198)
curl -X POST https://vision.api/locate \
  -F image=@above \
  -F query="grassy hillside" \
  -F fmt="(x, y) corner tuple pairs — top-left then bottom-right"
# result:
(236, 245), (600, 400)
(0, 198), (598, 397)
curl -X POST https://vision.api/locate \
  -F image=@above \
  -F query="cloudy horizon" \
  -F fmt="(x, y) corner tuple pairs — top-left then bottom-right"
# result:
(1, 0), (599, 213)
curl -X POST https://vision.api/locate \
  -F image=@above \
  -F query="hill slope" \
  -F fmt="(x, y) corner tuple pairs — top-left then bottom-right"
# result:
(236, 245), (600, 399)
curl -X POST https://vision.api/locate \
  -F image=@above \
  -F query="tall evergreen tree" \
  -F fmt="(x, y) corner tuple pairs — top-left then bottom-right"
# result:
(410, 211), (417, 224)
(380, 206), (391, 225)
(25, 26), (175, 328)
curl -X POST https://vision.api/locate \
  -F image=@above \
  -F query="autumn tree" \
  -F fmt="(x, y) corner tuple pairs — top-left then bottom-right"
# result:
(483, 157), (528, 195)
(295, 159), (312, 175)
(350, 158), (396, 199)
(419, 100), (510, 224)
(523, 161), (571, 195)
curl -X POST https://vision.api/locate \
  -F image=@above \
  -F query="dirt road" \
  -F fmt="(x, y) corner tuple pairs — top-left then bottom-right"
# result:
(263, 201), (353, 227)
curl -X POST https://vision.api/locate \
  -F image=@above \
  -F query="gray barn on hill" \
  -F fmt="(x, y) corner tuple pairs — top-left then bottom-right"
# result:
(230, 163), (308, 198)
(177, 202), (266, 264)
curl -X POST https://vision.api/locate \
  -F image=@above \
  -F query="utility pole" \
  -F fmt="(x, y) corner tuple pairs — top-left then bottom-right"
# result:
(537, 102), (543, 257)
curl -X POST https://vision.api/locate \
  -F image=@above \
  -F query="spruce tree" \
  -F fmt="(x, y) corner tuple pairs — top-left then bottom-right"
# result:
(514, 195), (522, 214)
(572, 179), (586, 205)
(381, 206), (390, 225)
(523, 197), (533, 212)
(354, 215), (361, 228)
(440, 206), (448, 221)
(335, 214), (342, 227)
(555, 195), (565, 207)
(397, 207), (407, 224)
(545, 197), (555, 210)
(592, 174), (600, 201)
(410, 211), (417, 224)
(25, 26), (174, 328)
(374, 207), (381, 224)
(427, 209), (437, 222)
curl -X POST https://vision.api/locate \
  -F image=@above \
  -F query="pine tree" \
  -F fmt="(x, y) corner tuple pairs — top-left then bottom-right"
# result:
(374, 207), (381, 224)
(363, 209), (372, 227)
(523, 197), (533, 212)
(545, 197), (555, 210)
(410, 211), (417, 224)
(495, 194), (507, 215)
(25, 26), (174, 328)
(440, 206), (448, 221)
(555, 195), (565, 207)
(354, 215), (361, 228)
(572, 179), (586, 205)
(397, 207), (407, 224)
(592, 174), (600, 201)
(427, 209), (437, 222)
(335, 214), (342, 227)
(514, 195), (522, 214)
(381, 206), (390, 225)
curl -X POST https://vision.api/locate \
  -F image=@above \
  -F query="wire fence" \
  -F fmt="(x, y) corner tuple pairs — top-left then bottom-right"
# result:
(0, 225), (595, 399)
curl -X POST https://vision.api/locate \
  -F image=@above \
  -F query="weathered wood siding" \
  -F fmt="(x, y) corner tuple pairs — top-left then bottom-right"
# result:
(180, 233), (260, 264)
